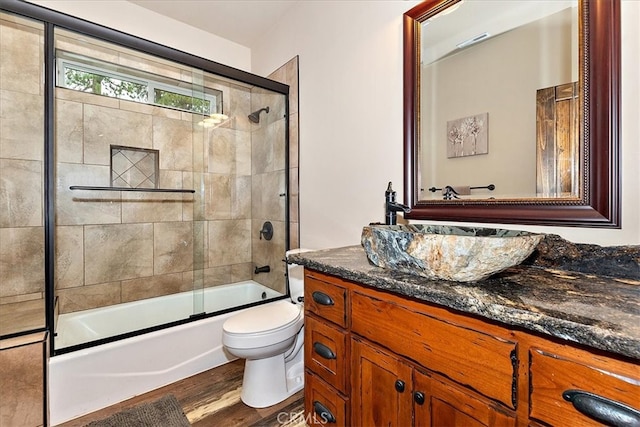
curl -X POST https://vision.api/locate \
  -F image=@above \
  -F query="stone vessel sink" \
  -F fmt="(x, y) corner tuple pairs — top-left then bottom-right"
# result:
(361, 224), (544, 282)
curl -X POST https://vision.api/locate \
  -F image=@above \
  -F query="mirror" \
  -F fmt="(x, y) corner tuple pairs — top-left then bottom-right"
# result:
(403, 0), (620, 227)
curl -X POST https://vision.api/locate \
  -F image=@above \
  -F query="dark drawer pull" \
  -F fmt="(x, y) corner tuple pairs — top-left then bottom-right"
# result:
(313, 400), (336, 423)
(313, 342), (336, 360)
(312, 291), (334, 306)
(414, 391), (425, 405)
(562, 389), (640, 427)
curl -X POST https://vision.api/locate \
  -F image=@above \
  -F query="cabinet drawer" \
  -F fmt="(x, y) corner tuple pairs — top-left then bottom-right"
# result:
(305, 272), (347, 328)
(305, 370), (348, 427)
(351, 291), (517, 408)
(529, 348), (640, 426)
(305, 315), (348, 394)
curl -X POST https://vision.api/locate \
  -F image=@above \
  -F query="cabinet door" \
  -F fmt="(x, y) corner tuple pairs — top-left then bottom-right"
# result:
(414, 370), (516, 427)
(352, 338), (413, 427)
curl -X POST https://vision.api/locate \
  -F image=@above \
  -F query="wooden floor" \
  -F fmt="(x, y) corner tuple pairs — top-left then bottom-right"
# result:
(56, 359), (305, 427)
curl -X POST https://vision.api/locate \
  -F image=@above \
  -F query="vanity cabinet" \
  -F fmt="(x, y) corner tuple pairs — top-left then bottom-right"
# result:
(303, 269), (640, 427)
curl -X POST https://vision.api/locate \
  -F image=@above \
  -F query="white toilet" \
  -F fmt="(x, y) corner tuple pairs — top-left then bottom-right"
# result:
(222, 249), (309, 408)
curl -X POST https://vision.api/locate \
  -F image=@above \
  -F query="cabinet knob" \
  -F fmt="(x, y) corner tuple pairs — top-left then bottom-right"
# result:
(413, 391), (425, 405)
(312, 291), (334, 306)
(313, 400), (336, 424)
(562, 389), (640, 427)
(395, 379), (405, 393)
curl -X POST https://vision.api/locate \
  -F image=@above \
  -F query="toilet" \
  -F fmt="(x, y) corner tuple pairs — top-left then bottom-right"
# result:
(222, 249), (310, 408)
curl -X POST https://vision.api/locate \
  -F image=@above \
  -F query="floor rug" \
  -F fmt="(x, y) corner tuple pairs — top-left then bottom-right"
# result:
(84, 394), (190, 427)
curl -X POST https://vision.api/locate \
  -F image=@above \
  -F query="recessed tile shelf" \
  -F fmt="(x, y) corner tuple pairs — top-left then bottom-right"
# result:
(69, 186), (195, 193)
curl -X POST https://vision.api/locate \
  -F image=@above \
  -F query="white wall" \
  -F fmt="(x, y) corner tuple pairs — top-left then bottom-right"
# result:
(23, 0), (640, 248)
(252, 0), (640, 248)
(28, 0), (251, 71)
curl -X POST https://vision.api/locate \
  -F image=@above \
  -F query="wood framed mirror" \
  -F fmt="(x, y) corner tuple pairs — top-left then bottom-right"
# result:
(403, 0), (620, 227)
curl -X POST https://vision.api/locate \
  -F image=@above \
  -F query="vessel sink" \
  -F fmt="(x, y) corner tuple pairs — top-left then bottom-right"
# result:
(361, 224), (543, 282)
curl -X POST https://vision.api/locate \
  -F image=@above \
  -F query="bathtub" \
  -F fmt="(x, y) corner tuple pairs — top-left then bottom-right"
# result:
(49, 281), (284, 426)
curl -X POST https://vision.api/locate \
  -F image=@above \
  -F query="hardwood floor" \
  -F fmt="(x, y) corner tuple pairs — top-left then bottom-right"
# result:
(56, 359), (305, 427)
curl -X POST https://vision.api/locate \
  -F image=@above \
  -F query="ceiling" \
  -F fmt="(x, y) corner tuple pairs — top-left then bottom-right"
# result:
(128, 0), (300, 48)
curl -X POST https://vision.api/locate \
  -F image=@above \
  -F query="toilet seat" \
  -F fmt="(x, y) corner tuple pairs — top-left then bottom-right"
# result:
(223, 300), (303, 349)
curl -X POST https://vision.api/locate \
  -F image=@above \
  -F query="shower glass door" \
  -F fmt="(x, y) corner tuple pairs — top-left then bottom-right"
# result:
(50, 25), (289, 352)
(196, 70), (290, 315)
(53, 28), (214, 350)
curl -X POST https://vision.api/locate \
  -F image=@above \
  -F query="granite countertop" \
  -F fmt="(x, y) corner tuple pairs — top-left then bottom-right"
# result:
(289, 245), (640, 360)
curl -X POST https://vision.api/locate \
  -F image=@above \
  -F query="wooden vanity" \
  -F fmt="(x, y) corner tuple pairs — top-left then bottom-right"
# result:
(296, 247), (640, 427)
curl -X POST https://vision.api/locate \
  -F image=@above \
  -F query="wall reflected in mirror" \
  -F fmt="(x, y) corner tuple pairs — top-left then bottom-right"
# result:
(419, 0), (579, 201)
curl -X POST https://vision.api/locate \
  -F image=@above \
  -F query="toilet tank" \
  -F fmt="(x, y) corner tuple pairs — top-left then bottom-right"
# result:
(286, 249), (312, 303)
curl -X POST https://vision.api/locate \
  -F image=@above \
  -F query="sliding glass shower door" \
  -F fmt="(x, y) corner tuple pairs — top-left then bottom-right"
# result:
(49, 27), (289, 352)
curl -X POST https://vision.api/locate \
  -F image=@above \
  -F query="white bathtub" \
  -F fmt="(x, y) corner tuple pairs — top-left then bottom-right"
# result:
(49, 281), (284, 426)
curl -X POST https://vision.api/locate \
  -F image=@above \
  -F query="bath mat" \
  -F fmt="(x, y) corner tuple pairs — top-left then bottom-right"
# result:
(84, 394), (190, 427)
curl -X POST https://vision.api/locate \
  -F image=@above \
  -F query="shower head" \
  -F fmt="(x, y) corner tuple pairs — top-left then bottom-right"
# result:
(248, 106), (270, 123)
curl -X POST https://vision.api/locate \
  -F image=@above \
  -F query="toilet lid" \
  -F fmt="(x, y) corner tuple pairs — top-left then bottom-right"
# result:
(223, 300), (302, 335)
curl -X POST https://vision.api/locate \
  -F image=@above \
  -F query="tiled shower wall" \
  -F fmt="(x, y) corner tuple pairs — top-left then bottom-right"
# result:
(54, 32), (288, 314)
(0, 14), (46, 331)
(250, 56), (300, 291)
(1, 14), (297, 321)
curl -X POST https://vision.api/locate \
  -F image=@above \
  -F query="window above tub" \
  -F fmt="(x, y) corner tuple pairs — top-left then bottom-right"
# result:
(56, 50), (223, 115)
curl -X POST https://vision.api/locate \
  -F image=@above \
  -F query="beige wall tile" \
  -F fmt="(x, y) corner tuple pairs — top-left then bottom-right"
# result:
(288, 112), (299, 169)
(84, 104), (153, 165)
(262, 171), (286, 221)
(207, 128), (234, 174)
(230, 262), (253, 283)
(195, 266), (232, 288)
(55, 32), (120, 67)
(154, 221), (194, 275)
(0, 90), (44, 161)
(57, 281), (121, 313)
(231, 176), (251, 220)
(192, 220), (207, 271)
(121, 192), (183, 223)
(207, 219), (251, 266)
(225, 86), (251, 133)
(270, 119), (286, 172)
(56, 87), (119, 109)
(56, 163), (121, 225)
(84, 223), (154, 284)
(204, 173), (231, 220)
(55, 98), (84, 164)
(0, 227), (44, 298)
(0, 158), (42, 227)
(285, 57), (299, 116)
(153, 116), (193, 171)
(118, 98), (182, 119)
(55, 225), (84, 290)
(0, 19), (42, 95)
(251, 126), (270, 175)
(121, 272), (187, 303)
(235, 129), (252, 176)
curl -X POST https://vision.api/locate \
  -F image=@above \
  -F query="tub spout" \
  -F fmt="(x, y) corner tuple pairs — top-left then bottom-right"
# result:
(254, 265), (271, 274)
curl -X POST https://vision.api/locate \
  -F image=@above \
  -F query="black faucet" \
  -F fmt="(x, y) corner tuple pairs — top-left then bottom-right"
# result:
(254, 265), (270, 274)
(385, 182), (411, 225)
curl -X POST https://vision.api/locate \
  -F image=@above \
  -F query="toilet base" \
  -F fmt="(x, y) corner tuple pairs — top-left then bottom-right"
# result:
(240, 354), (304, 408)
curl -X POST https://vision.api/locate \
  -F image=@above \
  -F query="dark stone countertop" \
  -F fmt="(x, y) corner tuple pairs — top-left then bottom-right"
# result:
(289, 245), (640, 361)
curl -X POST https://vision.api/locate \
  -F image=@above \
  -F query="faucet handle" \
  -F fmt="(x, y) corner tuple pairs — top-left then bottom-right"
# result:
(386, 181), (394, 193)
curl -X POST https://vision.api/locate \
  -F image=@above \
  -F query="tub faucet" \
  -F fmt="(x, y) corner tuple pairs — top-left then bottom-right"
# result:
(385, 182), (411, 225)
(254, 265), (270, 274)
